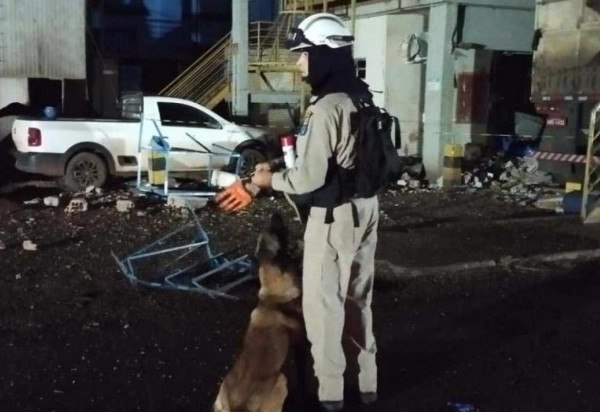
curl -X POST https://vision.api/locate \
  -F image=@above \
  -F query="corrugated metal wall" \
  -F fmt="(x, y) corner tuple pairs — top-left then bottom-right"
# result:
(0, 0), (86, 79)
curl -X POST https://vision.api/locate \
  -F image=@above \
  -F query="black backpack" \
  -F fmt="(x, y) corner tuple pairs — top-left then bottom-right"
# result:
(351, 97), (403, 198)
(287, 96), (403, 226)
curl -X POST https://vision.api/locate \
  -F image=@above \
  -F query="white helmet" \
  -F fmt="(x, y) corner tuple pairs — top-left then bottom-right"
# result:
(287, 13), (354, 51)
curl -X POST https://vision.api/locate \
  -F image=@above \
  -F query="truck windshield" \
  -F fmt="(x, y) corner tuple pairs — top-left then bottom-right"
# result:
(157, 103), (222, 129)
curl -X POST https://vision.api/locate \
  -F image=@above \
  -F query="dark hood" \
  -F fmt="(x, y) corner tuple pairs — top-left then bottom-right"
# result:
(304, 45), (372, 100)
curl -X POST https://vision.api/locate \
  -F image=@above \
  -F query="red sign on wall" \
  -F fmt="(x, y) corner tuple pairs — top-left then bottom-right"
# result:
(455, 72), (488, 124)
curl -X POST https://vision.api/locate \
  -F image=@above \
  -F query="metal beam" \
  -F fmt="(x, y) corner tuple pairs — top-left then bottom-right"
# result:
(400, 0), (535, 10)
(231, 0), (249, 117)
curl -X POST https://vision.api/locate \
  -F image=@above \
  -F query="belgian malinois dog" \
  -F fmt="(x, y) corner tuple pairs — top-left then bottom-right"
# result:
(213, 213), (304, 412)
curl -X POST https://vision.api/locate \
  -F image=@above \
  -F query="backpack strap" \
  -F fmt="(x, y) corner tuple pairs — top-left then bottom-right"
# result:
(325, 207), (334, 224)
(350, 201), (359, 228)
(392, 115), (401, 149)
(324, 203), (359, 227)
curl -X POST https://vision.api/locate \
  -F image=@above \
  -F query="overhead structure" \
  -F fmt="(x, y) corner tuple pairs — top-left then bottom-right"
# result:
(159, 0), (370, 113)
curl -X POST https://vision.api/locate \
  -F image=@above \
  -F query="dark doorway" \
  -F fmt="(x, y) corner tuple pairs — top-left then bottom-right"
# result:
(487, 52), (533, 139)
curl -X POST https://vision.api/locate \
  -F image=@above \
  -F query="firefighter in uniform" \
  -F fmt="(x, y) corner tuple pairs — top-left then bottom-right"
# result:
(251, 13), (379, 412)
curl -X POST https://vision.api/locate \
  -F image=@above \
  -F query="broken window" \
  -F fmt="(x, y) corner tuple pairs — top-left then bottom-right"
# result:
(157, 102), (222, 129)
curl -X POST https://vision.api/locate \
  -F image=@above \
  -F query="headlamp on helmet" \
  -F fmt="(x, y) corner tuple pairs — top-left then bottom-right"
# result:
(287, 13), (354, 51)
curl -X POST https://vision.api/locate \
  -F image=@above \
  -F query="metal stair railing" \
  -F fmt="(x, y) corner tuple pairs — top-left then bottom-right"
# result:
(159, 7), (316, 108)
(159, 33), (231, 108)
(249, 21), (274, 63)
(281, 0), (322, 11)
(280, 0), (372, 11)
(581, 102), (600, 223)
(249, 12), (309, 71)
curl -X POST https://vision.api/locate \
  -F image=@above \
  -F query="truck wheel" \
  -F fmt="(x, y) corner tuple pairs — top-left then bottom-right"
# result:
(237, 148), (266, 178)
(61, 152), (108, 191)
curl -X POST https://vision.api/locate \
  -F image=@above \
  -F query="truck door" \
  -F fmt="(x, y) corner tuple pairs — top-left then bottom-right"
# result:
(155, 102), (230, 171)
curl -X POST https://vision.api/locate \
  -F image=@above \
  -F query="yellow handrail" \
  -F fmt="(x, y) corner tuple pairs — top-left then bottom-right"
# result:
(159, 33), (231, 108)
(159, 10), (316, 108)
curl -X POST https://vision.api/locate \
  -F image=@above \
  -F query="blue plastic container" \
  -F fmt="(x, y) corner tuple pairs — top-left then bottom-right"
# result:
(562, 190), (600, 214)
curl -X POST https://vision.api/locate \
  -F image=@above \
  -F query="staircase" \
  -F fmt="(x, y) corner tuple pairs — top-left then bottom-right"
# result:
(159, 33), (231, 109)
(159, 0), (353, 110)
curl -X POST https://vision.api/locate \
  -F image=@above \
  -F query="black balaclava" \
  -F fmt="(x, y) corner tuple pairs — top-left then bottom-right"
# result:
(303, 45), (372, 100)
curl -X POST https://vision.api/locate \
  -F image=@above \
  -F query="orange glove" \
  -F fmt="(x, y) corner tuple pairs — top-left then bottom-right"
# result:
(214, 180), (260, 212)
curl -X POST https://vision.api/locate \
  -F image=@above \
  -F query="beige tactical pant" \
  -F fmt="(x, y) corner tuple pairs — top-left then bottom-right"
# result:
(302, 196), (379, 402)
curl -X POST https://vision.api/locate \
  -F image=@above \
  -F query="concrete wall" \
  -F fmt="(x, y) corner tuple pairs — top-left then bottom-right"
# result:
(384, 14), (426, 156)
(531, 0), (600, 99)
(353, 13), (425, 156)
(353, 16), (388, 108)
(462, 6), (534, 52)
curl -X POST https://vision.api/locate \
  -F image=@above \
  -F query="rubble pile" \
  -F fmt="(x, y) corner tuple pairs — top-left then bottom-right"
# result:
(461, 156), (562, 206)
(385, 154), (565, 210)
(391, 156), (434, 195)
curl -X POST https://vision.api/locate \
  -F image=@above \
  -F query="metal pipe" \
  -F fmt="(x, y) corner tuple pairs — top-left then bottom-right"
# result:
(351, 0), (357, 36)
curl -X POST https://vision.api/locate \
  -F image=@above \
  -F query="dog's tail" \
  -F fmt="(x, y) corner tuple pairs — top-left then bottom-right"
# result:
(255, 212), (288, 263)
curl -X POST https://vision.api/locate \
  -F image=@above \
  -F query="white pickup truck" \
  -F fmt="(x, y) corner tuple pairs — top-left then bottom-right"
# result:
(11, 95), (276, 190)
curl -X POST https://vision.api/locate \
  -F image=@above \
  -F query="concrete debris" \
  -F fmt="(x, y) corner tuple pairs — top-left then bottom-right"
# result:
(387, 156), (430, 193)
(166, 195), (187, 209)
(408, 179), (421, 189)
(534, 196), (563, 211)
(461, 156), (560, 205)
(405, 161), (425, 179)
(72, 186), (105, 199)
(23, 198), (41, 205)
(435, 176), (444, 189)
(167, 195), (208, 211)
(64, 198), (88, 213)
(43, 196), (60, 207)
(22, 240), (37, 251)
(116, 199), (134, 213)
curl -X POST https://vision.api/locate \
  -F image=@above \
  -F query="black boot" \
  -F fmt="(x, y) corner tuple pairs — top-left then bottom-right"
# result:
(320, 400), (344, 411)
(360, 392), (378, 405)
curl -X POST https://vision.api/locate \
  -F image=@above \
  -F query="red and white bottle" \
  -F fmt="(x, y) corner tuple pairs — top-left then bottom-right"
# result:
(280, 134), (296, 169)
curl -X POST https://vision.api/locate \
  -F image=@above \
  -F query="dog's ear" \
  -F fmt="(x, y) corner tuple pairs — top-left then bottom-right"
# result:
(255, 213), (290, 262)
(255, 231), (280, 262)
(267, 212), (288, 255)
